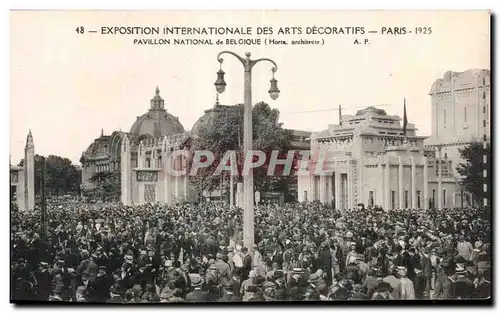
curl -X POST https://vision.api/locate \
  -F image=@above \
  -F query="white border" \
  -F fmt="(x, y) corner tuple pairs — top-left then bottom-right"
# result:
(2, 1), (497, 313)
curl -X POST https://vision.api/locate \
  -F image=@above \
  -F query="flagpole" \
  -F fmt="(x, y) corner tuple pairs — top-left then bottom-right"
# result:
(403, 97), (408, 142)
(339, 105), (342, 126)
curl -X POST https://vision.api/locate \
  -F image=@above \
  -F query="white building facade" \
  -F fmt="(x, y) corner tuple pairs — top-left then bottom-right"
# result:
(426, 69), (490, 207)
(298, 68), (490, 211)
(297, 106), (457, 211)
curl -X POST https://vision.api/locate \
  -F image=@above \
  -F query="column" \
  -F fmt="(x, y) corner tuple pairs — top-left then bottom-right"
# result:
(335, 167), (341, 212)
(121, 136), (132, 206)
(384, 156), (390, 210)
(347, 161), (353, 210)
(183, 175), (188, 203)
(138, 142), (146, 168)
(229, 174), (234, 206)
(359, 157), (364, 206)
(377, 156), (384, 206)
(174, 146), (180, 201)
(182, 151), (188, 201)
(236, 182), (243, 208)
(163, 167), (171, 205)
(24, 131), (35, 211)
(138, 184), (145, 205)
(319, 175), (327, 203)
(398, 156), (403, 209)
(437, 147), (443, 210)
(423, 155), (429, 210)
(411, 156), (417, 209)
(326, 173), (333, 203)
(17, 169), (26, 211)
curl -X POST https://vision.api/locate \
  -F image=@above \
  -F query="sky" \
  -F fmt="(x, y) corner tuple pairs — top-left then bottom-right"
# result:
(10, 10), (490, 165)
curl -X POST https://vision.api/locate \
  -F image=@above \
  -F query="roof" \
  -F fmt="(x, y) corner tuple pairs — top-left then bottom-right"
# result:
(191, 103), (240, 136)
(355, 106), (388, 116)
(129, 87), (185, 138)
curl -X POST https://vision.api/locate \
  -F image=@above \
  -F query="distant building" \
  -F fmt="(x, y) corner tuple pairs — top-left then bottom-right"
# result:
(298, 69), (490, 210)
(298, 106), (440, 211)
(80, 87), (310, 205)
(426, 69), (490, 206)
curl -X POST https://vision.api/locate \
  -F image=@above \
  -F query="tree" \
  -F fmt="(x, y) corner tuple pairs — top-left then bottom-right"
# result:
(88, 171), (121, 201)
(456, 141), (491, 208)
(18, 154), (81, 196)
(189, 102), (296, 198)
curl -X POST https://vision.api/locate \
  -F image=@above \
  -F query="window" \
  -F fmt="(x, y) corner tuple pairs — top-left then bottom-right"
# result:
(417, 190), (421, 208)
(158, 156), (162, 168)
(464, 106), (467, 123)
(404, 190), (409, 208)
(146, 158), (151, 168)
(369, 191), (374, 207)
(444, 109), (447, 127)
(443, 189), (447, 207)
(483, 91), (486, 99)
(432, 189), (436, 207)
(304, 191), (308, 202)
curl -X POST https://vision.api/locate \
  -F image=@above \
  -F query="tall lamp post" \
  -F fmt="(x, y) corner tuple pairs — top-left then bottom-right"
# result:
(214, 51), (280, 248)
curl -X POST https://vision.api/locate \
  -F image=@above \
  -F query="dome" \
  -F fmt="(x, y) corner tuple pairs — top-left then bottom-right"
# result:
(191, 102), (241, 136)
(129, 87), (185, 139)
(355, 106), (387, 116)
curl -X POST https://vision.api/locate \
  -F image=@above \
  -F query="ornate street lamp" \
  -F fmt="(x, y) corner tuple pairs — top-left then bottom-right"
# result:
(268, 68), (280, 100)
(214, 51), (279, 248)
(214, 68), (227, 94)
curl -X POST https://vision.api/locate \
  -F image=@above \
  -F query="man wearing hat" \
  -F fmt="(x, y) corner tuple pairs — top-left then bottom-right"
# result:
(87, 265), (113, 303)
(240, 270), (256, 301)
(372, 281), (392, 300)
(75, 286), (88, 302)
(227, 271), (242, 298)
(226, 246), (235, 273)
(214, 252), (231, 284)
(35, 262), (52, 301)
(107, 283), (125, 303)
(287, 268), (306, 291)
(118, 261), (135, 291)
(218, 281), (241, 302)
(329, 272), (349, 298)
(356, 254), (370, 279)
(456, 235), (474, 261)
(185, 273), (209, 302)
(246, 284), (265, 302)
(476, 270), (491, 299)
(397, 266), (415, 300)
(317, 242), (333, 285)
(343, 232), (355, 257)
(452, 263), (475, 299)
(432, 260), (455, 299)
(418, 247), (432, 296)
(412, 263), (427, 300)
(241, 247), (253, 281)
(362, 268), (379, 299)
(383, 267), (401, 300)
(205, 263), (221, 301)
(49, 281), (64, 302)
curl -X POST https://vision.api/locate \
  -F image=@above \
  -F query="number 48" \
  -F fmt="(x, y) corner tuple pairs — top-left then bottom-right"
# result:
(75, 26), (84, 34)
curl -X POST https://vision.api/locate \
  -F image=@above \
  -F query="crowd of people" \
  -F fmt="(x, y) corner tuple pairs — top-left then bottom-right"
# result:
(11, 198), (491, 302)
